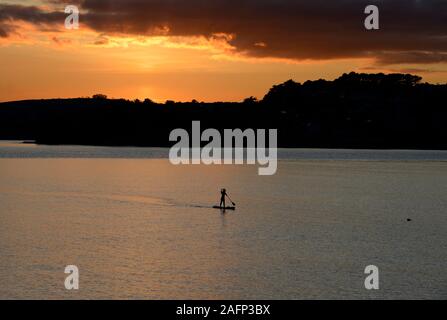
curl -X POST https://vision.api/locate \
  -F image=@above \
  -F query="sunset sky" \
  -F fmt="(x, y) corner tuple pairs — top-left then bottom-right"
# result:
(1, 0), (446, 102)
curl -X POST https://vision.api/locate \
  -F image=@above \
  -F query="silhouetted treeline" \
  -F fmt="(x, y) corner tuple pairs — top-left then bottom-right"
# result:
(1, 72), (446, 149)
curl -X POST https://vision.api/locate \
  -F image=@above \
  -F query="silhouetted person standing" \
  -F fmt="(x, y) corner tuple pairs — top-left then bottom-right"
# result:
(220, 189), (227, 208)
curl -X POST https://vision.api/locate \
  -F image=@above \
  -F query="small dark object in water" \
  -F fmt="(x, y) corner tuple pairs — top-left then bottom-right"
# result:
(407, 218), (412, 222)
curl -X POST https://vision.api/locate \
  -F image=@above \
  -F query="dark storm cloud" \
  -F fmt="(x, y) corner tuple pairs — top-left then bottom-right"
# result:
(0, 3), (64, 37)
(0, 4), (64, 24)
(1, 0), (446, 64)
(375, 51), (447, 65)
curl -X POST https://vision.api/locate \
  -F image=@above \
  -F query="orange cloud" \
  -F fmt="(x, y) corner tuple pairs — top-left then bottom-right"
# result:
(1, 1), (447, 65)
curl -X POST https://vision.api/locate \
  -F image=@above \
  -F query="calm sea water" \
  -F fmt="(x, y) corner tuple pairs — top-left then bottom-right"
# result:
(0, 141), (446, 299)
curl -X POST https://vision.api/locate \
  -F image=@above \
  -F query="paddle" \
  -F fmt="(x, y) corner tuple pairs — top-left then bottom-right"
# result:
(226, 194), (236, 206)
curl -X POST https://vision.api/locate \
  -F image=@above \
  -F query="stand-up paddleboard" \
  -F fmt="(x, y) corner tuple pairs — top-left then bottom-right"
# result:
(213, 206), (236, 210)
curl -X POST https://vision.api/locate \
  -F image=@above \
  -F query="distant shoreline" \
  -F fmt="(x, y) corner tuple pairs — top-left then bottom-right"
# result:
(1, 73), (446, 150)
(5, 140), (447, 152)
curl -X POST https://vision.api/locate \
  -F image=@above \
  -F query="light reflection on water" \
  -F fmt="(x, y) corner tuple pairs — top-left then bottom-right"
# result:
(2, 140), (447, 161)
(0, 141), (447, 299)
